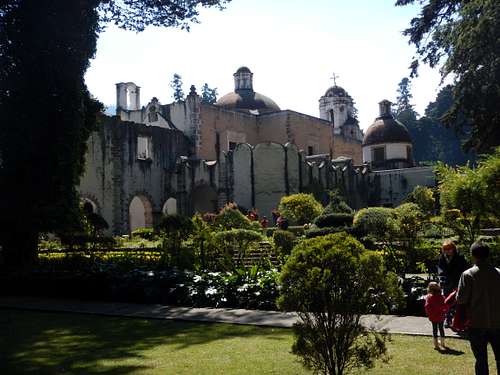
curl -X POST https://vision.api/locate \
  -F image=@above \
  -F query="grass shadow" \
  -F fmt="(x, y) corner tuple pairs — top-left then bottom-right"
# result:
(0, 308), (290, 375)
(439, 347), (465, 356)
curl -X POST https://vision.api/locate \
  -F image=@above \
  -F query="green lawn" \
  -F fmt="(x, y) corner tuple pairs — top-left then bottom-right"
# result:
(0, 309), (497, 375)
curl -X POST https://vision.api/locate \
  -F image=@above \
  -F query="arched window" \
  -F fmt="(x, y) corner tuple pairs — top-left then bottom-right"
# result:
(162, 197), (177, 215)
(129, 195), (153, 232)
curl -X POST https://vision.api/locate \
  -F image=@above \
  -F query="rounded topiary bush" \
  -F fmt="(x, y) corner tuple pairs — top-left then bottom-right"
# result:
(214, 206), (253, 230)
(353, 207), (395, 238)
(313, 213), (354, 228)
(278, 193), (323, 225)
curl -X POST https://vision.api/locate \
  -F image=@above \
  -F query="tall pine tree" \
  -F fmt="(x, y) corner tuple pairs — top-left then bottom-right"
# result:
(170, 73), (185, 102)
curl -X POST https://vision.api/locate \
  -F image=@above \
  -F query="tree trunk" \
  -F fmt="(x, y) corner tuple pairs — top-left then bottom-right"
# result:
(1, 227), (39, 272)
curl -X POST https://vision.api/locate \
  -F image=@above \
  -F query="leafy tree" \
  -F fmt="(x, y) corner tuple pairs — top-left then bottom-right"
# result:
(0, 0), (230, 270)
(190, 213), (217, 270)
(278, 193), (323, 225)
(437, 164), (483, 248)
(437, 147), (500, 246)
(393, 203), (425, 272)
(214, 205), (254, 231)
(419, 85), (475, 165)
(353, 207), (395, 242)
(201, 83), (218, 104)
(405, 185), (436, 217)
(159, 214), (194, 268)
(272, 229), (296, 263)
(322, 190), (353, 215)
(476, 148), (500, 221)
(170, 73), (185, 102)
(396, 0), (500, 153)
(214, 229), (263, 269)
(278, 232), (403, 375)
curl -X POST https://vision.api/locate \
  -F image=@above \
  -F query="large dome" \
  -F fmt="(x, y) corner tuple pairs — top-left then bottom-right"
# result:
(363, 115), (412, 146)
(215, 66), (280, 113)
(216, 90), (280, 113)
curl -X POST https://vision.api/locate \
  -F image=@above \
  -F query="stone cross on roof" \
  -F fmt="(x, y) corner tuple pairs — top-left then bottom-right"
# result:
(330, 72), (339, 86)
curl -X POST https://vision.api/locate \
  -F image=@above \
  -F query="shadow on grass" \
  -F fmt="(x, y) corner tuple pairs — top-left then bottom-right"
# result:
(0, 308), (289, 374)
(439, 347), (465, 356)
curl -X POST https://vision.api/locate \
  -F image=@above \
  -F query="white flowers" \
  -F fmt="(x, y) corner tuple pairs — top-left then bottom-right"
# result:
(205, 287), (218, 296)
(237, 283), (249, 292)
(193, 275), (202, 283)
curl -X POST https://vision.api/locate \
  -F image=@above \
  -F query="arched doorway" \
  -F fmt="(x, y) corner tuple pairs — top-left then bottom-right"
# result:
(81, 198), (98, 214)
(162, 197), (177, 215)
(191, 185), (218, 214)
(129, 195), (153, 232)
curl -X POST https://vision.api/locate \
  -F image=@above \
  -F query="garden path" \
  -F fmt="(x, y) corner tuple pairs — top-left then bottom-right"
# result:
(0, 296), (463, 338)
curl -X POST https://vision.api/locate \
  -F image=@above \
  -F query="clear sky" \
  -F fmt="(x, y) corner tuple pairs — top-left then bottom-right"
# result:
(85, 0), (446, 130)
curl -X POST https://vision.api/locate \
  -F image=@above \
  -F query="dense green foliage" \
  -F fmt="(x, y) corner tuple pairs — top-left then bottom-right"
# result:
(213, 229), (263, 269)
(437, 148), (500, 246)
(405, 185), (436, 217)
(313, 213), (354, 228)
(279, 233), (403, 375)
(272, 229), (296, 262)
(353, 207), (395, 241)
(278, 193), (323, 225)
(322, 190), (353, 214)
(396, 0), (500, 153)
(0, 1), (103, 268)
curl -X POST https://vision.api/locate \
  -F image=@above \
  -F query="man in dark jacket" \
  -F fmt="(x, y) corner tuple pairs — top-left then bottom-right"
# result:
(457, 241), (500, 375)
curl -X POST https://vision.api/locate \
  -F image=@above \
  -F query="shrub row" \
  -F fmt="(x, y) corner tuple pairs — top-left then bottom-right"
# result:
(313, 213), (354, 228)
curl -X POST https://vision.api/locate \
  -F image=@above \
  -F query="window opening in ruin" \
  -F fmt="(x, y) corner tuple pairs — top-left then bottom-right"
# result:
(308, 146), (314, 156)
(373, 146), (385, 162)
(137, 136), (152, 160)
(229, 141), (237, 151)
(406, 145), (412, 161)
(148, 107), (158, 122)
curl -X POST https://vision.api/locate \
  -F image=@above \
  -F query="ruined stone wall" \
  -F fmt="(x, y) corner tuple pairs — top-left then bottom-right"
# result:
(365, 167), (435, 207)
(226, 143), (435, 217)
(78, 117), (191, 234)
(78, 120), (115, 234)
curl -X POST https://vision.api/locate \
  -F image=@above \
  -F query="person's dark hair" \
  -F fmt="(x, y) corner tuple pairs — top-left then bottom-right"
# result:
(470, 241), (490, 259)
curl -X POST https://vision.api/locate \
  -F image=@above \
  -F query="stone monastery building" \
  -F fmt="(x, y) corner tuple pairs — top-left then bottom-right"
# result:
(79, 67), (433, 234)
(116, 66), (363, 163)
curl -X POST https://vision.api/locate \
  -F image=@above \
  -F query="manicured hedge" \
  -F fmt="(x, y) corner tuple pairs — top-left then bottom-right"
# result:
(305, 226), (354, 238)
(313, 213), (354, 228)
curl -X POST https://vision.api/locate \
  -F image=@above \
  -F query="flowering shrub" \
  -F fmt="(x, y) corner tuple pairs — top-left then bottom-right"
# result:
(187, 267), (280, 310)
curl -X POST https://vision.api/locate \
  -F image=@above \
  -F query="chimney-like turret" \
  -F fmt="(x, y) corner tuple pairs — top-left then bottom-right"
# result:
(233, 66), (253, 91)
(378, 99), (392, 117)
(116, 82), (141, 111)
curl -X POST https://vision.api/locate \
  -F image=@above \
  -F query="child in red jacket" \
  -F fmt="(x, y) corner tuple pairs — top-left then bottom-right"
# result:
(425, 282), (449, 349)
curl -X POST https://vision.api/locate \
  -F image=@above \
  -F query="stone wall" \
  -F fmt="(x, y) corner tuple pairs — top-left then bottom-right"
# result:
(78, 117), (191, 234)
(79, 117), (434, 234)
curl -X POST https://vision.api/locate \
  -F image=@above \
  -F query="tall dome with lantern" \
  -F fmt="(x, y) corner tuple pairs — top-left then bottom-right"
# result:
(362, 100), (414, 170)
(215, 66), (280, 114)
